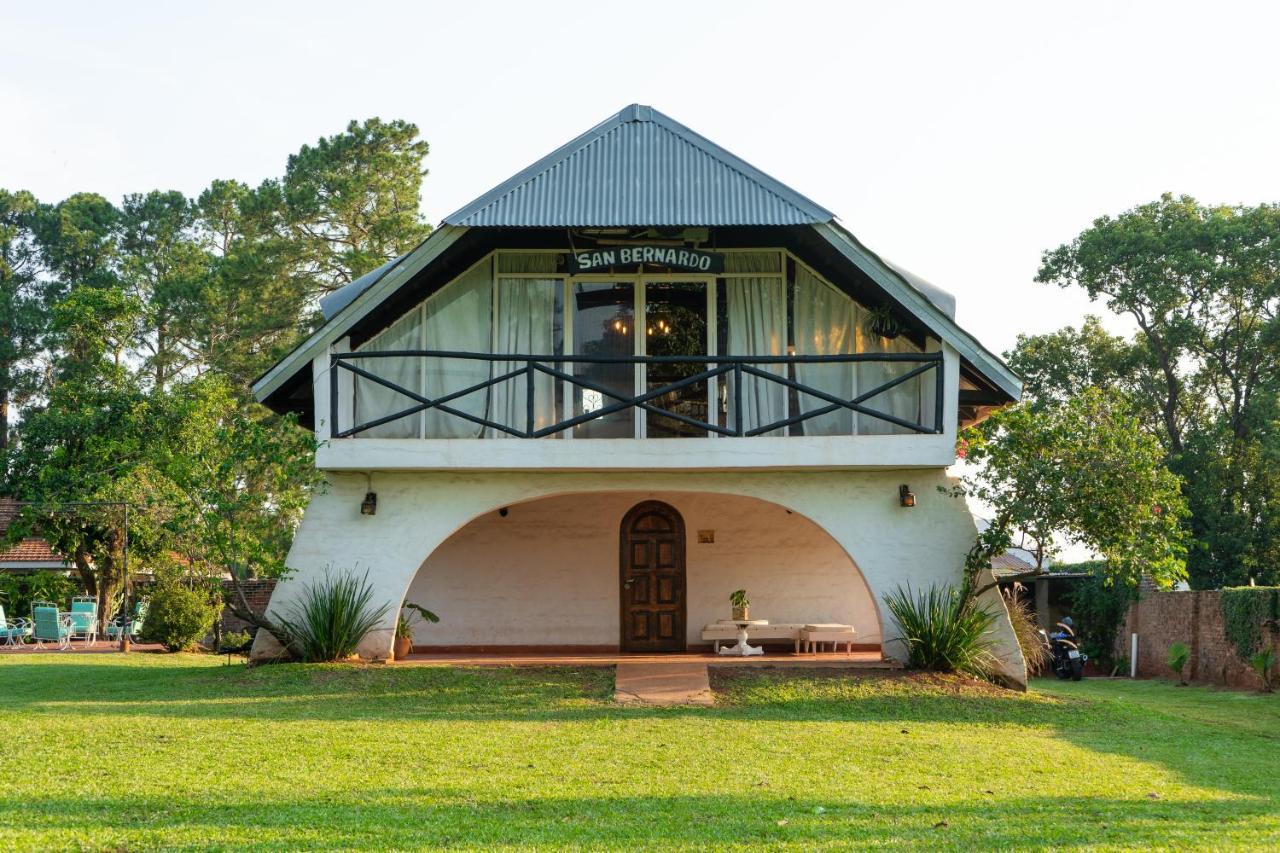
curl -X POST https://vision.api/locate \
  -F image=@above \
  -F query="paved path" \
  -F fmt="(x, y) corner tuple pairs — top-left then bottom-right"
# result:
(614, 661), (713, 706)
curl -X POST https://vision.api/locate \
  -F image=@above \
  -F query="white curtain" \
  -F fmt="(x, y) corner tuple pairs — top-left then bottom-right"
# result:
(725, 277), (787, 435)
(491, 278), (558, 436)
(857, 330), (924, 435)
(352, 259), (492, 439)
(423, 260), (494, 438)
(793, 265), (857, 435)
(353, 308), (424, 438)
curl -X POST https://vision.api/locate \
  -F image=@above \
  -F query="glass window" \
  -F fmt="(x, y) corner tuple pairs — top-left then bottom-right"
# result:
(644, 282), (709, 438)
(572, 282), (635, 438)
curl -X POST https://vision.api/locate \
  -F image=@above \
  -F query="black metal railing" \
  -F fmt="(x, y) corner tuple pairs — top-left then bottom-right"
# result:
(330, 350), (944, 439)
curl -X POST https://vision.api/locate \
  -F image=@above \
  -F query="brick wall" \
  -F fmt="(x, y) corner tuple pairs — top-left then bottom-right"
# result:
(220, 578), (276, 634)
(1120, 589), (1279, 689)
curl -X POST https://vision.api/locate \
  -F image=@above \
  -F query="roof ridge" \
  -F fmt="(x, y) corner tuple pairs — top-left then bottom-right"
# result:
(441, 103), (833, 227)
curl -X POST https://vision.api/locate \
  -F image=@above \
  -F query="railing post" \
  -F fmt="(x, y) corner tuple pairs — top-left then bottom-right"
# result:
(526, 360), (536, 438)
(733, 363), (744, 437)
(330, 354), (340, 438)
(933, 356), (944, 434)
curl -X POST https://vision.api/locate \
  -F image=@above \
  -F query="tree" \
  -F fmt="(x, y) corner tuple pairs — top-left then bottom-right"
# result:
(1034, 195), (1280, 587)
(0, 189), (45, 451)
(957, 388), (1188, 604)
(191, 179), (313, 386)
(118, 190), (210, 390)
(281, 117), (431, 296)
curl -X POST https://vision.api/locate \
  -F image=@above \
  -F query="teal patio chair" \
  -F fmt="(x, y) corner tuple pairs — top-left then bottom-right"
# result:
(69, 596), (98, 646)
(106, 600), (147, 644)
(31, 602), (73, 650)
(0, 604), (32, 647)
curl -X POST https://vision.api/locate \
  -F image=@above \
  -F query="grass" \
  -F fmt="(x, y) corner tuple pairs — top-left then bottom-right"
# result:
(1, 655), (1278, 851)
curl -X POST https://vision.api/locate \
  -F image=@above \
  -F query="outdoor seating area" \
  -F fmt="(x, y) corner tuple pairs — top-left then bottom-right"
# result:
(699, 620), (859, 655)
(0, 598), (148, 651)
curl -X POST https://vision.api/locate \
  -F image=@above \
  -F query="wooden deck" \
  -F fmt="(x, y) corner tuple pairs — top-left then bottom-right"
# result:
(397, 650), (897, 669)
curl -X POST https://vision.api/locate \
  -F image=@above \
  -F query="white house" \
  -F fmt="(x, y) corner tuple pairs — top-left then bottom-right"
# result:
(249, 104), (1024, 677)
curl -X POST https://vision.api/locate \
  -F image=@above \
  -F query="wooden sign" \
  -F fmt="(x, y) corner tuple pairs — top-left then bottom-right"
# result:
(569, 245), (724, 274)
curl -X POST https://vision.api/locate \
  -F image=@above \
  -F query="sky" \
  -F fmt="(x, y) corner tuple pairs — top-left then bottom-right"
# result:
(5, 1), (1280, 357)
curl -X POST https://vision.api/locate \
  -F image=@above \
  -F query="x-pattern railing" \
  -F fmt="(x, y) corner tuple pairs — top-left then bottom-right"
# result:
(331, 350), (944, 439)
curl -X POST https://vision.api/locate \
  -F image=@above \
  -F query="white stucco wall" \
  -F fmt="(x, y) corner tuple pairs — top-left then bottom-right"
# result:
(251, 467), (989, 665)
(402, 491), (880, 648)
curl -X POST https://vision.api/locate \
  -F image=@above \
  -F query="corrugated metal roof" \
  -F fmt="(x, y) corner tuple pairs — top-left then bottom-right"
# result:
(319, 253), (409, 320)
(442, 104), (835, 227)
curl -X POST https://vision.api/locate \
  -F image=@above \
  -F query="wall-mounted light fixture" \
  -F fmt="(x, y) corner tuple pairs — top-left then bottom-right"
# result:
(898, 485), (916, 508)
(360, 472), (377, 515)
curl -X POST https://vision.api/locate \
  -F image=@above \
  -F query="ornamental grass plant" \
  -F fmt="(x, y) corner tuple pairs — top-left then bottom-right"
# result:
(1004, 587), (1051, 675)
(276, 570), (391, 662)
(884, 583), (999, 679)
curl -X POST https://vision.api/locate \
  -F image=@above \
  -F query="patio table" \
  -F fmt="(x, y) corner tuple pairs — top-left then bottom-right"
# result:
(716, 619), (768, 657)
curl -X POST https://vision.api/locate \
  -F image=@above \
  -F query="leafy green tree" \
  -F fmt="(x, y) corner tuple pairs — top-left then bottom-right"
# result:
(32, 193), (120, 297)
(958, 388), (1188, 603)
(191, 179), (312, 385)
(118, 190), (210, 390)
(0, 189), (45, 451)
(281, 117), (431, 295)
(1035, 194), (1280, 587)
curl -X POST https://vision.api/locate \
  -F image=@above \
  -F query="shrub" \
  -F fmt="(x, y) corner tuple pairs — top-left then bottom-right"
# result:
(276, 570), (391, 662)
(1003, 587), (1050, 675)
(1167, 642), (1190, 685)
(220, 630), (252, 650)
(140, 576), (223, 652)
(1249, 648), (1275, 692)
(0, 570), (79, 620)
(884, 584), (998, 679)
(1220, 587), (1280, 660)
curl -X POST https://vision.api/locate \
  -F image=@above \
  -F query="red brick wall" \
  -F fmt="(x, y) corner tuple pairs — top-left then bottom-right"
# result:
(1120, 590), (1279, 689)
(219, 579), (276, 634)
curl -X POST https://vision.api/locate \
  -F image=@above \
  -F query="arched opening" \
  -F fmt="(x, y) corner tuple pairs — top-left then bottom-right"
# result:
(399, 490), (882, 654)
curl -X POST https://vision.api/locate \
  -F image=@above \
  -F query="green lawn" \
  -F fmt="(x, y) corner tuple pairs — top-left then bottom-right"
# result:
(1, 655), (1277, 850)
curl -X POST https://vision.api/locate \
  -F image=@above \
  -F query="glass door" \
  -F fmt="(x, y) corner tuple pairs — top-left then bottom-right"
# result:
(642, 280), (711, 438)
(571, 281), (636, 438)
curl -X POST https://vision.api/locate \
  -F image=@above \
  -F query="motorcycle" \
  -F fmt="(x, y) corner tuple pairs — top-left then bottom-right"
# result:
(1039, 617), (1087, 681)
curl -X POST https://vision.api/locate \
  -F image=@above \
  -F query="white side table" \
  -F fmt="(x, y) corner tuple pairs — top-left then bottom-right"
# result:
(717, 619), (767, 657)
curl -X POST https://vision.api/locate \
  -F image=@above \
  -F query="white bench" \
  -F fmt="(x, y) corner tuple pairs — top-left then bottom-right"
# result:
(801, 623), (858, 654)
(700, 621), (805, 653)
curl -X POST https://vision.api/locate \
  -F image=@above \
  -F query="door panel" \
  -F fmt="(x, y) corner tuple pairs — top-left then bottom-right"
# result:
(620, 500), (686, 652)
(571, 281), (636, 438)
(643, 281), (710, 438)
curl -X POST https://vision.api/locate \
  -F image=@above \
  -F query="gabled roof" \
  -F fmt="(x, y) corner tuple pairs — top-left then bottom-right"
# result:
(252, 105), (1022, 408)
(441, 104), (835, 227)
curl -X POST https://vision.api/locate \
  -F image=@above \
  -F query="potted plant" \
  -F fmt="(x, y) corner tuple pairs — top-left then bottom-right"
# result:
(393, 615), (413, 660)
(864, 304), (903, 340)
(730, 589), (750, 621)
(393, 603), (439, 660)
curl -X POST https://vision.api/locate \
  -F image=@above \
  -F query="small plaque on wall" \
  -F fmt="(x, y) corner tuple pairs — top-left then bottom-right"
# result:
(697, 529), (715, 544)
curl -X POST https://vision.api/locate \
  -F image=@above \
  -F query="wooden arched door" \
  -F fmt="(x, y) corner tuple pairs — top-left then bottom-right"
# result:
(619, 500), (686, 652)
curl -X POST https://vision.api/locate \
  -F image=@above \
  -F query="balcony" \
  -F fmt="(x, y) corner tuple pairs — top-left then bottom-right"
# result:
(331, 350), (944, 439)
(314, 349), (957, 472)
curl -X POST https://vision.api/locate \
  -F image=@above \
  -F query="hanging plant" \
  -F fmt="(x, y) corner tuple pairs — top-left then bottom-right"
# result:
(865, 304), (903, 339)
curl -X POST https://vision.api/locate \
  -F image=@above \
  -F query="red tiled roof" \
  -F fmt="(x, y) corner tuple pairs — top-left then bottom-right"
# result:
(0, 497), (68, 565)
(0, 537), (62, 563)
